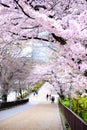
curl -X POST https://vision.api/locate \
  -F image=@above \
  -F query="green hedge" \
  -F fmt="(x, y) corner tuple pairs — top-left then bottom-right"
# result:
(60, 97), (70, 108)
(60, 97), (87, 122)
(17, 91), (29, 100)
(31, 81), (44, 92)
(72, 97), (87, 122)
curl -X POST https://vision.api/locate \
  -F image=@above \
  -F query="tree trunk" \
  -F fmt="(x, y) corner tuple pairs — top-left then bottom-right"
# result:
(2, 94), (7, 102)
(19, 89), (23, 99)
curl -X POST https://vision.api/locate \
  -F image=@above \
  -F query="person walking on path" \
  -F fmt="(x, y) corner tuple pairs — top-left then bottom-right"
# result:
(0, 83), (63, 130)
(51, 96), (55, 103)
(46, 94), (49, 100)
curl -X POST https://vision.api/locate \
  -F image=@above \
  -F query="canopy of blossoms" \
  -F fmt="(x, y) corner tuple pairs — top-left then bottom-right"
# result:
(0, 0), (87, 97)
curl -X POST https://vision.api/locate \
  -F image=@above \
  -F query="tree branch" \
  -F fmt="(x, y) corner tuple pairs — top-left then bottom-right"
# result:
(34, 5), (47, 11)
(81, 27), (87, 31)
(51, 33), (67, 45)
(21, 25), (40, 30)
(14, 0), (34, 19)
(0, 3), (10, 8)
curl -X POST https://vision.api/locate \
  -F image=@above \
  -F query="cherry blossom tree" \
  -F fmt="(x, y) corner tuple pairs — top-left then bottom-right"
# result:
(0, 0), (86, 72)
(0, 45), (33, 101)
(41, 49), (87, 98)
(26, 62), (52, 87)
(0, 0), (87, 98)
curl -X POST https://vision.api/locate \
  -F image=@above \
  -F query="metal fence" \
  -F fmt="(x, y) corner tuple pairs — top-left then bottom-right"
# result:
(59, 102), (87, 130)
(0, 98), (29, 110)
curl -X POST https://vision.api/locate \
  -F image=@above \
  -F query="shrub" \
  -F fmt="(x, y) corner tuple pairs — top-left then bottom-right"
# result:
(60, 96), (87, 122)
(71, 97), (87, 122)
(17, 90), (29, 100)
(32, 81), (44, 92)
(61, 97), (70, 108)
(82, 111), (87, 122)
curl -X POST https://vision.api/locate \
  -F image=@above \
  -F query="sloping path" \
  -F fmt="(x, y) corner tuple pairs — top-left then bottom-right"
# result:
(0, 83), (63, 130)
(0, 101), (38, 121)
(0, 103), (63, 130)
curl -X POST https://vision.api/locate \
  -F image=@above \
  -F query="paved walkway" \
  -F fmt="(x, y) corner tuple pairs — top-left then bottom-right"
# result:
(0, 103), (63, 130)
(0, 83), (63, 130)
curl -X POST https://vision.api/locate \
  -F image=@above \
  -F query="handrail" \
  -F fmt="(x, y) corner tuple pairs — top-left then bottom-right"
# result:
(59, 102), (87, 130)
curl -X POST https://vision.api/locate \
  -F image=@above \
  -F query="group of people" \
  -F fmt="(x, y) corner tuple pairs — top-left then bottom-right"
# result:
(33, 91), (38, 96)
(46, 94), (55, 103)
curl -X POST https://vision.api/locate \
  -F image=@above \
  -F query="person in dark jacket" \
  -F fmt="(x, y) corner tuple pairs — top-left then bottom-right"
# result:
(51, 96), (55, 103)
